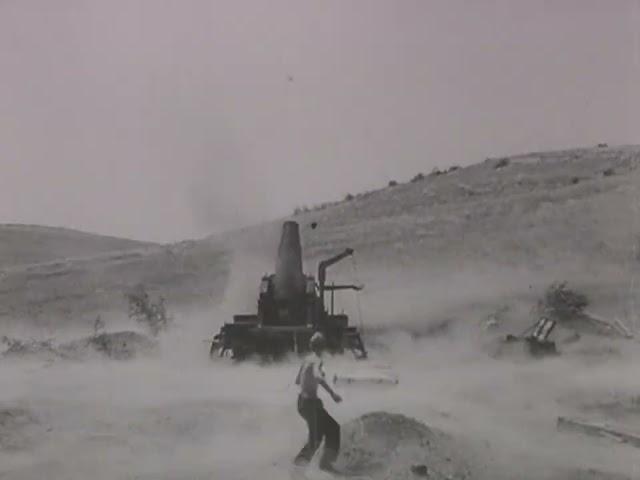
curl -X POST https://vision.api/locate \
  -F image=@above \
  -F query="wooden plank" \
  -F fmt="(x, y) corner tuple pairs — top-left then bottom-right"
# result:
(583, 311), (628, 338)
(557, 417), (640, 448)
(613, 317), (633, 338)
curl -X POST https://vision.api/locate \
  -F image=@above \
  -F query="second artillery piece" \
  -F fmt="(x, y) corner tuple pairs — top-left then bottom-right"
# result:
(210, 221), (367, 360)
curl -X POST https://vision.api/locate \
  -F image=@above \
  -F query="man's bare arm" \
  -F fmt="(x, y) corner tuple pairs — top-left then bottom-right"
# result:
(319, 378), (342, 403)
(295, 365), (303, 385)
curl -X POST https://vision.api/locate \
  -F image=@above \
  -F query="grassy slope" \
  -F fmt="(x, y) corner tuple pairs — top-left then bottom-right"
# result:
(0, 239), (229, 329)
(297, 145), (640, 270)
(1, 145), (638, 329)
(225, 146), (640, 332)
(0, 224), (155, 268)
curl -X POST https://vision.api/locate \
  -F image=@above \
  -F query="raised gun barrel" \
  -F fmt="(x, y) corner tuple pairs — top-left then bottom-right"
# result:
(273, 221), (306, 300)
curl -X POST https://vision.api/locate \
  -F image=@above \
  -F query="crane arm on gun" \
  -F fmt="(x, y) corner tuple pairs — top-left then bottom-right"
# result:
(317, 248), (355, 299)
(323, 284), (364, 291)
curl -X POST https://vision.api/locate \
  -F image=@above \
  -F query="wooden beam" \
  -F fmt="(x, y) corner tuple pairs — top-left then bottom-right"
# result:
(557, 417), (640, 448)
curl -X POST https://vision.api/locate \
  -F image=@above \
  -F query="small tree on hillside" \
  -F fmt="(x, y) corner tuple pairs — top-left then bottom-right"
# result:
(93, 315), (105, 336)
(494, 158), (510, 169)
(125, 284), (171, 336)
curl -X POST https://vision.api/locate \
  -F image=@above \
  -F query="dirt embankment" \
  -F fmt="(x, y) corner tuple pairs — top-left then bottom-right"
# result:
(338, 412), (471, 479)
(1, 331), (156, 361)
(336, 411), (636, 480)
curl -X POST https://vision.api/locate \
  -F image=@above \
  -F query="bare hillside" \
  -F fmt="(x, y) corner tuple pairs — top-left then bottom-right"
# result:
(0, 224), (155, 268)
(2, 146), (640, 480)
(0, 239), (229, 330)
(1, 145), (638, 330)
(293, 145), (640, 271)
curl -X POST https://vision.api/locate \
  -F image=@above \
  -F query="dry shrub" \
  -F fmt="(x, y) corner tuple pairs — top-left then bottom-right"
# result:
(536, 281), (588, 322)
(1, 337), (57, 357)
(125, 284), (171, 336)
(494, 158), (510, 169)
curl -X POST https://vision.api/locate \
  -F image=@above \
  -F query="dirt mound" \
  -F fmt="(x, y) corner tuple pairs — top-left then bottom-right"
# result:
(2, 331), (156, 361)
(337, 412), (471, 479)
(562, 469), (634, 480)
(65, 331), (157, 360)
(1, 336), (60, 361)
(0, 406), (42, 450)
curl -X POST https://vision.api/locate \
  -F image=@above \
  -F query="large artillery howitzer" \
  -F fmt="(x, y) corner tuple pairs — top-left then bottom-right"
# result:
(210, 221), (367, 360)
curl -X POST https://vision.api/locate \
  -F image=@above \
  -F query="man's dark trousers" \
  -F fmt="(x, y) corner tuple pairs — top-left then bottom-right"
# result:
(294, 394), (340, 467)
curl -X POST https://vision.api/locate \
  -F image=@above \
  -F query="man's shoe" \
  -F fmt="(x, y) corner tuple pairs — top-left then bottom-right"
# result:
(293, 457), (309, 467)
(318, 462), (341, 474)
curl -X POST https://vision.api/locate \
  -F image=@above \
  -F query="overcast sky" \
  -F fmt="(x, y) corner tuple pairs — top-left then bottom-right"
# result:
(1, 1), (639, 242)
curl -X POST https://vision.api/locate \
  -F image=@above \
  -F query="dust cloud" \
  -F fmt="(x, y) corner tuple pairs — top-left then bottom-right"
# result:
(2, 258), (640, 479)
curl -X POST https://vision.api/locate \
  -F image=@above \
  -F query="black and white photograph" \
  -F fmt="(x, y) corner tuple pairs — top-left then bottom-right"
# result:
(1, 1), (639, 479)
